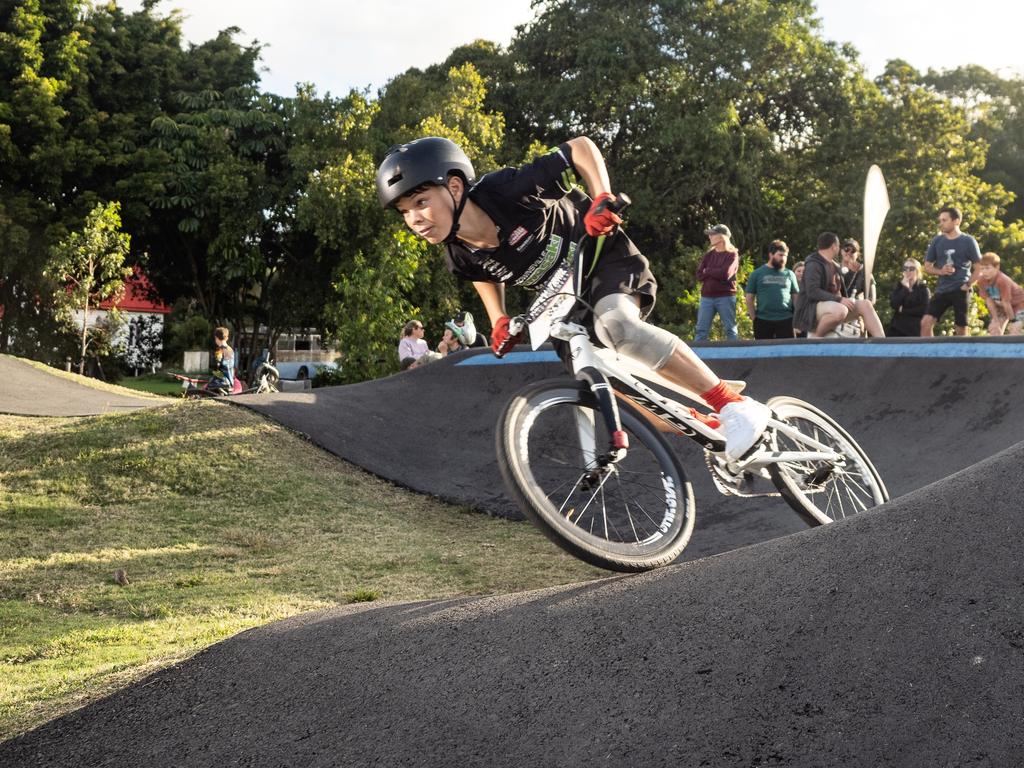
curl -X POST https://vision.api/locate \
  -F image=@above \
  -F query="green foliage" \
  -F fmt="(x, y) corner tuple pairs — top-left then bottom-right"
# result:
(165, 305), (213, 366)
(312, 364), (346, 388)
(0, 0), (89, 352)
(4, 0), (1024, 368)
(325, 227), (426, 382)
(43, 201), (132, 373)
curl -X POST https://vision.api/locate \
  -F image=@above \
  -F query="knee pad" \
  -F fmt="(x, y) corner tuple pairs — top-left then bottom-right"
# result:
(593, 293), (679, 370)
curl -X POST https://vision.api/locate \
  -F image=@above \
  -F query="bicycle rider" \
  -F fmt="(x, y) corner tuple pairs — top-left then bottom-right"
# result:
(375, 136), (770, 460)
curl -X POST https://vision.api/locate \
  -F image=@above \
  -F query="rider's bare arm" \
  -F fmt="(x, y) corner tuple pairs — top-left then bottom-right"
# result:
(564, 137), (612, 198)
(473, 281), (507, 327)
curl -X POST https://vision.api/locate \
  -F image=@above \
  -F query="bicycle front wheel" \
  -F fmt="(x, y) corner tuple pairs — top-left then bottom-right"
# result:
(496, 379), (695, 572)
(766, 396), (889, 526)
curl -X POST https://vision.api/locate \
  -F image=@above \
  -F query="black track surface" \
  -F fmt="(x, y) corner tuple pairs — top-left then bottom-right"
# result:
(4, 338), (1023, 766)
(231, 338), (1024, 561)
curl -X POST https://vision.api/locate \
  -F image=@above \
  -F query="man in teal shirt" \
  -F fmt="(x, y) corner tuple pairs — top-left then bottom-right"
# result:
(745, 240), (800, 339)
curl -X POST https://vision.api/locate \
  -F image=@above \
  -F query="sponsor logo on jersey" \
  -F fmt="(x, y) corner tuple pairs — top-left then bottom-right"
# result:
(516, 234), (563, 287)
(515, 234), (536, 253)
(481, 258), (514, 282)
(508, 226), (528, 246)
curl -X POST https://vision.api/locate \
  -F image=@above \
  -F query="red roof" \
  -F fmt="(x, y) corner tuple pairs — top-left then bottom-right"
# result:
(99, 268), (171, 314)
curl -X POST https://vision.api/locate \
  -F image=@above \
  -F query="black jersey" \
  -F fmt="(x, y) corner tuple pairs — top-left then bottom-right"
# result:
(446, 144), (606, 288)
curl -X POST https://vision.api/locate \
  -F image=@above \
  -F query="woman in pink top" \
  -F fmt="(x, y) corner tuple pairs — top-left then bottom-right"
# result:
(976, 253), (1024, 336)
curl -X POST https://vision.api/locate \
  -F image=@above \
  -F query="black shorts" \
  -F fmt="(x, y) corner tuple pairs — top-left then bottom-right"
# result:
(553, 233), (659, 368)
(926, 290), (969, 327)
(753, 316), (795, 339)
(584, 232), (658, 319)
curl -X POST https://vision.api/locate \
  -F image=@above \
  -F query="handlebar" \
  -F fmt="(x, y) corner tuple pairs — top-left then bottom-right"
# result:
(592, 192), (631, 218)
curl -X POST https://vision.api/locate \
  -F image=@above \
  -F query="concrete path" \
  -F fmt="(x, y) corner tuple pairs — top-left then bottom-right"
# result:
(0, 355), (162, 417)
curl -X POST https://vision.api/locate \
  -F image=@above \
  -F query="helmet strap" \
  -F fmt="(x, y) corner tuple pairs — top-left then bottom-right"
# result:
(441, 181), (469, 245)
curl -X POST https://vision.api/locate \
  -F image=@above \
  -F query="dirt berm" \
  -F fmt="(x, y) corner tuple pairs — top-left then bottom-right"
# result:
(2, 338), (1022, 766)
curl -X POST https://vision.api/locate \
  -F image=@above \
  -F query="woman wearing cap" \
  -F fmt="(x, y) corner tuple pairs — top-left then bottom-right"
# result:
(375, 136), (771, 460)
(695, 224), (740, 341)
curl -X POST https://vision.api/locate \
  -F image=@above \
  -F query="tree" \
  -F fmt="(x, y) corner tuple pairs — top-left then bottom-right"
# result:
(323, 228), (426, 382)
(44, 202), (132, 374)
(0, 0), (89, 352)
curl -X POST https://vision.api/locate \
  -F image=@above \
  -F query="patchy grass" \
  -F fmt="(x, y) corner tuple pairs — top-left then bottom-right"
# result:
(0, 402), (603, 740)
(114, 371), (185, 397)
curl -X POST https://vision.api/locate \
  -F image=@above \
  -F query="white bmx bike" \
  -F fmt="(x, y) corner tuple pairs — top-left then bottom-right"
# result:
(496, 202), (889, 572)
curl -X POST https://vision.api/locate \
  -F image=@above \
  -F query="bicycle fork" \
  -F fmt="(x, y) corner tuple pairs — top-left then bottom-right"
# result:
(568, 331), (629, 465)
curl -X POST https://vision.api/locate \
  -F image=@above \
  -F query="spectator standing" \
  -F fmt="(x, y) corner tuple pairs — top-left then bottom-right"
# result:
(794, 232), (886, 339)
(792, 261), (807, 338)
(745, 240), (799, 339)
(975, 252), (1024, 335)
(920, 206), (981, 336)
(398, 320), (429, 362)
(695, 224), (739, 341)
(887, 258), (931, 337)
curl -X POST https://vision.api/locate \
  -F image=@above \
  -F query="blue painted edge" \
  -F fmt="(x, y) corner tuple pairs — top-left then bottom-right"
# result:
(456, 342), (1024, 365)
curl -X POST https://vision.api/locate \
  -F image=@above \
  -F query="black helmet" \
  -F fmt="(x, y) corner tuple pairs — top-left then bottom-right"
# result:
(376, 137), (475, 209)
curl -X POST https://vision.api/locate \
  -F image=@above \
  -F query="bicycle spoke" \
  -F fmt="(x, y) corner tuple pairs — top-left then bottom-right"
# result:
(767, 398), (886, 525)
(501, 384), (695, 569)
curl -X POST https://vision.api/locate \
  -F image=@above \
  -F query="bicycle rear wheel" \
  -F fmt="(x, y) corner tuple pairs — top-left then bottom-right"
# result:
(497, 379), (695, 572)
(766, 396), (889, 526)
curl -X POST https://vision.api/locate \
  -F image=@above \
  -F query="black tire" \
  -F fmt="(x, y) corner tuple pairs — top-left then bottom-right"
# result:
(496, 379), (695, 572)
(297, 366), (308, 380)
(766, 396), (889, 526)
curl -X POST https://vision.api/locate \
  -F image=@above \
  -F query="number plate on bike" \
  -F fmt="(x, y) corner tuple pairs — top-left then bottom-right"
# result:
(525, 263), (577, 350)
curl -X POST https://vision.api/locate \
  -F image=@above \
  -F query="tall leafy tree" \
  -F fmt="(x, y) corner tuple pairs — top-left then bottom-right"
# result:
(0, 0), (88, 351)
(44, 201), (132, 374)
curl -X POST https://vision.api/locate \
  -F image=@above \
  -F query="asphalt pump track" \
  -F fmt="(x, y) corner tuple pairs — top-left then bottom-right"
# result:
(3, 338), (1023, 766)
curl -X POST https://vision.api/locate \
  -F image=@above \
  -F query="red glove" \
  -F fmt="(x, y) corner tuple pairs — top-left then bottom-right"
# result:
(491, 315), (524, 358)
(584, 192), (623, 237)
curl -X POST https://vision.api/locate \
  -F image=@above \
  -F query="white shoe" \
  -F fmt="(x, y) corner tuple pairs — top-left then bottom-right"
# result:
(719, 397), (771, 461)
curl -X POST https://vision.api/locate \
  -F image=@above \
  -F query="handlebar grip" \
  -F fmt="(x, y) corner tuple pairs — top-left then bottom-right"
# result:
(593, 192), (632, 216)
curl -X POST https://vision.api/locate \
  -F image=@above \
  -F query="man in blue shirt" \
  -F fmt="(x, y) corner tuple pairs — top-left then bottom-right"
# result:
(920, 206), (982, 336)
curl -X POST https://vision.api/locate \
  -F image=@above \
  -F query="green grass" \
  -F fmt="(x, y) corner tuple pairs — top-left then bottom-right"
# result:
(0, 402), (603, 740)
(114, 371), (188, 397)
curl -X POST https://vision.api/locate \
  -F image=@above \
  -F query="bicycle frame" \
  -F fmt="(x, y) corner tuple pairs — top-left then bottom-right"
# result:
(519, 276), (845, 477)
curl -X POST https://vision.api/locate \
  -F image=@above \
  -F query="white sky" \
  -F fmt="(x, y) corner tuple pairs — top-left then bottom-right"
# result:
(114, 0), (1023, 97)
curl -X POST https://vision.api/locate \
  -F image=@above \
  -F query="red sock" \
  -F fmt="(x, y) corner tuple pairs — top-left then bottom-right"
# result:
(701, 380), (742, 413)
